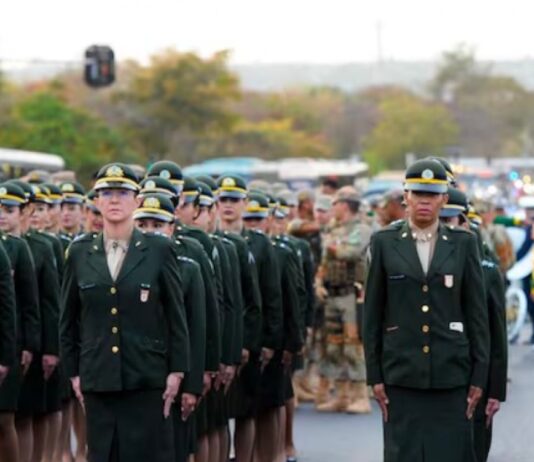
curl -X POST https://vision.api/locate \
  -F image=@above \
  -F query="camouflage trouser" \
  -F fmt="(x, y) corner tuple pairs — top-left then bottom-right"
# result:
(318, 293), (366, 382)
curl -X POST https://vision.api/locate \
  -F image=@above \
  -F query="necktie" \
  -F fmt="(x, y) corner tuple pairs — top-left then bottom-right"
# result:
(107, 241), (122, 281)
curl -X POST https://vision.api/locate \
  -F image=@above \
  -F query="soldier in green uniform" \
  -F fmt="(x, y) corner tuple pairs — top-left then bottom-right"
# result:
(215, 174), (263, 462)
(0, 183), (34, 462)
(60, 163), (190, 462)
(242, 191), (304, 462)
(196, 175), (247, 462)
(85, 189), (104, 234)
(363, 159), (490, 462)
(314, 186), (372, 414)
(59, 181), (86, 241)
(133, 192), (206, 462)
(4, 180), (61, 462)
(439, 187), (508, 462)
(42, 183), (63, 234)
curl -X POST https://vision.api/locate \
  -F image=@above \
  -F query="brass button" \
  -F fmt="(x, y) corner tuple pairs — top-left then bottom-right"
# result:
(423, 346), (430, 354)
(422, 305), (430, 313)
(422, 325), (430, 333)
(111, 307), (118, 315)
(112, 327), (118, 334)
(110, 287), (117, 295)
(112, 346), (119, 354)
(422, 285), (429, 293)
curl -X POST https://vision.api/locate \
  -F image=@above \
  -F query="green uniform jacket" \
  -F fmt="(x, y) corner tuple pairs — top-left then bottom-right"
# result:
(294, 238), (315, 329)
(174, 234), (221, 371)
(176, 255), (206, 396)
(243, 229), (283, 351)
(0, 241), (17, 367)
(38, 231), (65, 281)
(481, 259), (508, 401)
(60, 230), (190, 392)
(273, 241), (304, 353)
(212, 235), (242, 365)
(176, 225), (222, 370)
(273, 235), (307, 337)
(363, 222), (490, 390)
(25, 231), (61, 356)
(217, 230), (262, 353)
(1, 234), (40, 354)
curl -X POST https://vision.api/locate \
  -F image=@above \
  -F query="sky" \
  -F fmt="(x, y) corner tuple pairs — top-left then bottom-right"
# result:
(1, 0), (534, 65)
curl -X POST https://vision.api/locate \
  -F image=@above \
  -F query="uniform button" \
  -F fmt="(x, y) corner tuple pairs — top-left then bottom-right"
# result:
(421, 305), (430, 313)
(110, 287), (117, 295)
(422, 325), (430, 333)
(422, 285), (429, 293)
(112, 327), (118, 334)
(423, 346), (430, 354)
(112, 346), (119, 354)
(111, 307), (118, 315)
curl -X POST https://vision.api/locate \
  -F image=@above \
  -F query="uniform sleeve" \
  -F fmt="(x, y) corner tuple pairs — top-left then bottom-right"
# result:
(181, 263), (206, 395)
(282, 252), (304, 353)
(199, 246), (220, 372)
(258, 239), (283, 350)
(238, 241), (262, 352)
(487, 268), (508, 401)
(16, 240), (40, 353)
(40, 243), (61, 356)
(0, 243), (16, 367)
(60, 244), (82, 377)
(160, 244), (190, 373)
(216, 243), (236, 366)
(462, 235), (490, 389)
(335, 225), (371, 262)
(363, 234), (387, 386)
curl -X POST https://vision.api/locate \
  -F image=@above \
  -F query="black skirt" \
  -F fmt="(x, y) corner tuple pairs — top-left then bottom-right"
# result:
(85, 389), (174, 462)
(0, 362), (22, 411)
(384, 386), (476, 462)
(232, 352), (261, 420)
(258, 350), (285, 412)
(17, 356), (46, 415)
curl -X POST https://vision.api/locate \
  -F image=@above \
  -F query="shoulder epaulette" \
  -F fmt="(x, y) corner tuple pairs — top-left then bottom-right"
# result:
(177, 255), (196, 264)
(71, 233), (93, 244)
(447, 226), (470, 234)
(481, 259), (497, 269)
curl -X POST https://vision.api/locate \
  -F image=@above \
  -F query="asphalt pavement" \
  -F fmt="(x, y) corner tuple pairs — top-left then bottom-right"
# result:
(294, 329), (534, 462)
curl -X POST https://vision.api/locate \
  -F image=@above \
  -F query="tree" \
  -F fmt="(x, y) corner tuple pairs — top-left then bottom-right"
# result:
(117, 49), (240, 161)
(363, 92), (459, 171)
(0, 92), (137, 182)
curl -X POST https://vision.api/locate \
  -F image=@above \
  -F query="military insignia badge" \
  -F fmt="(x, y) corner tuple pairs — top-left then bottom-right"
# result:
(145, 180), (156, 190)
(444, 274), (454, 288)
(62, 183), (75, 192)
(0, 187), (7, 196)
(140, 288), (150, 303)
(106, 165), (124, 178)
(249, 200), (259, 208)
(160, 169), (171, 180)
(222, 177), (236, 187)
(143, 197), (160, 209)
(422, 169), (434, 180)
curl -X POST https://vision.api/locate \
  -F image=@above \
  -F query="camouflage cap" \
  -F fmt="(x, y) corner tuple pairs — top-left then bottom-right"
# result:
(247, 179), (271, 194)
(332, 186), (360, 204)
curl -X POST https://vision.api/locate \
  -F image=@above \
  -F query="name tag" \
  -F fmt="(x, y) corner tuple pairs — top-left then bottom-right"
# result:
(444, 274), (454, 288)
(450, 322), (464, 333)
(388, 274), (406, 281)
(140, 283), (151, 303)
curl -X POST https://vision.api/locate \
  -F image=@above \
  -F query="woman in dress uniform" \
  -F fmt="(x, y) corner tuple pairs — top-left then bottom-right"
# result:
(60, 163), (190, 462)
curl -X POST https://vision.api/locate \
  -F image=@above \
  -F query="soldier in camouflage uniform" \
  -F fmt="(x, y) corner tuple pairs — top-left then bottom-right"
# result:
(315, 186), (372, 413)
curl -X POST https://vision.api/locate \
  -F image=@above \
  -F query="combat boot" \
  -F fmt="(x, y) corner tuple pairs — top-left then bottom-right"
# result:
(346, 381), (372, 414)
(314, 376), (331, 408)
(316, 380), (349, 412)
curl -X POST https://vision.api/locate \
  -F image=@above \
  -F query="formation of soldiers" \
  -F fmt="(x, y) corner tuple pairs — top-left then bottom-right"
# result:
(0, 155), (509, 462)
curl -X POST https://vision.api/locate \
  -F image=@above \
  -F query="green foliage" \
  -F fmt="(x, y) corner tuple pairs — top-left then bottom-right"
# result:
(0, 92), (136, 181)
(363, 92), (459, 171)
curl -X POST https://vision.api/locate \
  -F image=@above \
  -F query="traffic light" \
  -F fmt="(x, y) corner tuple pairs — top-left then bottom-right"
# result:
(84, 45), (115, 88)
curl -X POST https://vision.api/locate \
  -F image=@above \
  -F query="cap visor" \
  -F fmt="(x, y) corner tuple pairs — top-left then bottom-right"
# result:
(94, 181), (138, 192)
(439, 207), (462, 218)
(404, 183), (448, 194)
(243, 211), (269, 219)
(218, 190), (247, 199)
(133, 211), (174, 223)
